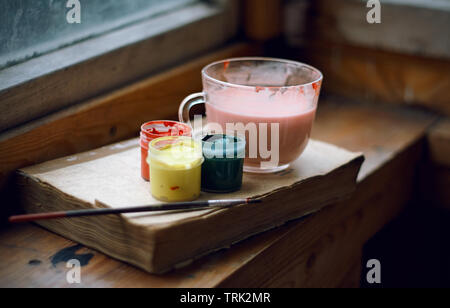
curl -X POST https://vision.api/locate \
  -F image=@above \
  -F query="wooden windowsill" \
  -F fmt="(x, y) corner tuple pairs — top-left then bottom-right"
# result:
(0, 39), (444, 287)
(0, 0), (239, 132)
(0, 95), (437, 287)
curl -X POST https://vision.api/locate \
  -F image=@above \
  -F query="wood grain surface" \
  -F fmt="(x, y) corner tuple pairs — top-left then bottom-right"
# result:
(244, 0), (282, 41)
(302, 41), (450, 116)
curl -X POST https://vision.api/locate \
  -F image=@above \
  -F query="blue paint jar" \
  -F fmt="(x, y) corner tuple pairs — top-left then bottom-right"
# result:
(201, 134), (246, 193)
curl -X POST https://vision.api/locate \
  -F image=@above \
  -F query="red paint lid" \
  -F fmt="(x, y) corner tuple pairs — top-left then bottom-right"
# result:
(141, 120), (191, 139)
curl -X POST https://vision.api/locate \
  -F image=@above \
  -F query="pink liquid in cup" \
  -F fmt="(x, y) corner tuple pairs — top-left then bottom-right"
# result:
(205, 86), (317, 169)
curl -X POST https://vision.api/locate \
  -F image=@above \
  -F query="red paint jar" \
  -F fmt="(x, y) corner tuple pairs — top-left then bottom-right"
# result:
(140, 120), (192, 181)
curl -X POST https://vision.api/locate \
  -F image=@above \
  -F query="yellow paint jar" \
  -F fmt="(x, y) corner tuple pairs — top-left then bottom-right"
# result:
(147, 136), (204, 202)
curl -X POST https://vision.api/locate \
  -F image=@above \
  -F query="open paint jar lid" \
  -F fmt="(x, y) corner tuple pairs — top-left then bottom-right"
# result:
(140, 121), (192, 181)
(202, 134), (246, 159)
(141, 120), (191, 141)
(148, 136), (203, 170)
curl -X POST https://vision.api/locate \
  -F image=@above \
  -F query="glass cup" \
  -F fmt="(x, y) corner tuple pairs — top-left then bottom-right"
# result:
(179, 57), (323, 173)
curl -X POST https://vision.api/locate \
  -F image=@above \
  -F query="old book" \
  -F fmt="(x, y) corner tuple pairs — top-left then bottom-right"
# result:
(16, 138), (364, 273)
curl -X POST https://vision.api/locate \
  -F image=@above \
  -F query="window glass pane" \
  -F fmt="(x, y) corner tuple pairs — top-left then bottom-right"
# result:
(0, 0), (197, 69)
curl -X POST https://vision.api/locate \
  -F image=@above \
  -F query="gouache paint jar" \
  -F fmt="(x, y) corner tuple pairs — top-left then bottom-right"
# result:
(147, 136), (204, 202)
(140, 121), (191, 181)
(201, 134), (246, 193)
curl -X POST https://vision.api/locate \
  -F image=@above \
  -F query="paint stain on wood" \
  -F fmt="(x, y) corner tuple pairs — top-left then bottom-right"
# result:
(50, 244), (94, 267)
(306, 253), (317, 269)
(28, 259), (42, 266)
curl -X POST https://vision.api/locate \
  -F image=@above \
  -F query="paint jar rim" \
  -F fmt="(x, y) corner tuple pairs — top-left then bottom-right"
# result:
(202, 134), (246, 159)
(147, 136), (203, 170)
(141, 120), (191, 141)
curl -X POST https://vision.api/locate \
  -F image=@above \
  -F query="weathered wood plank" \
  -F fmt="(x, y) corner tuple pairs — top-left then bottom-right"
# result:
(286, 0), (450, 59)
(284, 0), (450, 115)
(301, 41), (450, 116)
(0, 1), (239, 132)
(244, 0), (282, 41)
(338, 255), (362, 288)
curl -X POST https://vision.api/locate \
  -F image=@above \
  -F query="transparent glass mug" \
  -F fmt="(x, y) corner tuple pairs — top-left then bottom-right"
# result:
(178, 57), (323, 173)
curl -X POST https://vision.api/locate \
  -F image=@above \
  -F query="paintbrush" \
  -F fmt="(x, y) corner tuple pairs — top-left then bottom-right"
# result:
(8, 198), (261, 223)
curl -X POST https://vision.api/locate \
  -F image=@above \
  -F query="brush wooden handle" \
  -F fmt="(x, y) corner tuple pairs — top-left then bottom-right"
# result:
(9, 199), (261, 223)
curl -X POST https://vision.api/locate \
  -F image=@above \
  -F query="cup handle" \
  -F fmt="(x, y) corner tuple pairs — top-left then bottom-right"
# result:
(178, 92), (206, 126)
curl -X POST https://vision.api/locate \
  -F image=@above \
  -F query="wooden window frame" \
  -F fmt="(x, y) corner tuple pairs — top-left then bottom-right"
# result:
(0, 0), (240, 132)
